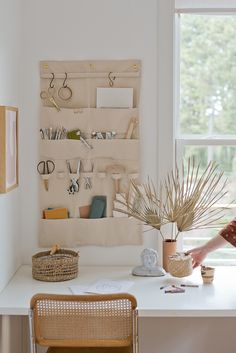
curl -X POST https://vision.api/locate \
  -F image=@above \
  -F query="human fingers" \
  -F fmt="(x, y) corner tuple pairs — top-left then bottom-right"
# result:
(185, 247), (201, 255)
(193, 261), (201, 269)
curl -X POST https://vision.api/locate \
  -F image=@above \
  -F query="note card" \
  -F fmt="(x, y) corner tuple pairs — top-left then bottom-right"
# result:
(96, 88), (133, 108)
(69, 279), (134, 295)
(69, 285), (89, 295)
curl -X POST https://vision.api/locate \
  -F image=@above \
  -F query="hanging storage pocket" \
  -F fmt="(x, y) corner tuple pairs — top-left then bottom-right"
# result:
(39, 60), (142, 247)
(40, 218), (142, 246)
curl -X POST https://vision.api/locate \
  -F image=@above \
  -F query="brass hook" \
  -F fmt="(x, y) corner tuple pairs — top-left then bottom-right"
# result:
(108, 72), (116, 87)
(63, 72), (68, 88)
(49, 73), (55, 88)
(58, 72), (72, 101)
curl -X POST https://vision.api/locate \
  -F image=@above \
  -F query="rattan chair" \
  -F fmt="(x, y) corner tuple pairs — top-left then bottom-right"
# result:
(29, 293), (138, 353)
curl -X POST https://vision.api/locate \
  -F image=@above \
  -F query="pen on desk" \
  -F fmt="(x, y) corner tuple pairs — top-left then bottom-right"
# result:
(165, 287), (185, 294)
(160, 284), (180, 290)
(160, 285), (172, 290)
(180, 284), (199, 288)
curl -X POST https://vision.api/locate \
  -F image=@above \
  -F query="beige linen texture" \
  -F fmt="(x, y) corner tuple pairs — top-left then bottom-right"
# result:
(39, 60), (142, 246)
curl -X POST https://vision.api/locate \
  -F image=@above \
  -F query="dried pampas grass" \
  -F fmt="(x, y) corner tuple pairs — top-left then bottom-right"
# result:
(114, 158), (228, 240)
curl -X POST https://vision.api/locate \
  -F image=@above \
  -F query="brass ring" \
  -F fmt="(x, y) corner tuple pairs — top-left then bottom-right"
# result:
(58, 86), (73, 101)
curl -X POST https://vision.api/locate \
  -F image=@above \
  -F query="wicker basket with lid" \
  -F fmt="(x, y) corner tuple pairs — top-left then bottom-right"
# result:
(168, 252), (193, 278)
(32, 245), (79, 282)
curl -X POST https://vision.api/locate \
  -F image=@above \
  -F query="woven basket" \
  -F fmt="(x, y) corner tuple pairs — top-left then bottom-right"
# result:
(32, 249), (79, 282)
(168, 253), (193, 278)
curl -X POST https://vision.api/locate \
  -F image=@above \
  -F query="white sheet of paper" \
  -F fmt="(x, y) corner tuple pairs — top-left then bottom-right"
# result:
(69, 285), (89, 294)
(85, 279), (134, 294)
(69, 279), (134, 295)
(96, 88), (133, 108)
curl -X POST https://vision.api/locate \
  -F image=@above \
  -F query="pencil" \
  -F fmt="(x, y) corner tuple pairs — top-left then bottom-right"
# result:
(160, 285), (175, 290)
(180, 284), (199, 287)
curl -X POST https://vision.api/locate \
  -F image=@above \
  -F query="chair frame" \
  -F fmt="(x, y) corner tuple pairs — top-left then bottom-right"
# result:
(29, 293), (138, 353)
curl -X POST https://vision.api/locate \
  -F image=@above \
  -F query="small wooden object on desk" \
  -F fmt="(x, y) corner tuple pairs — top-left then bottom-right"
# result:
(50, 244), (60, 255)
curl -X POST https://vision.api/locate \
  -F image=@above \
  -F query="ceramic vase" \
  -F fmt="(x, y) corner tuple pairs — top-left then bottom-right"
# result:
(162, 239), (177, 272)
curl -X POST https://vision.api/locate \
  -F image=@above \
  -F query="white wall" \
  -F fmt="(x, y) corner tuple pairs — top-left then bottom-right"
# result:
(0, 0), (22, 291)
(20, 0), (160, 265)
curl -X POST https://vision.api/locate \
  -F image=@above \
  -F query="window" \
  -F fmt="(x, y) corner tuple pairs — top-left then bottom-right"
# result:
(176, 12), (236, 264)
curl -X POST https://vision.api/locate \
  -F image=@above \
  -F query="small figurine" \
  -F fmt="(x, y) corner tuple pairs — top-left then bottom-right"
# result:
(132, 248), (166, 277)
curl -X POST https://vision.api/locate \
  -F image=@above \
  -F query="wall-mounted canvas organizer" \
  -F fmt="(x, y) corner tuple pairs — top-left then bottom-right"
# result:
(39, 60), (142, 247)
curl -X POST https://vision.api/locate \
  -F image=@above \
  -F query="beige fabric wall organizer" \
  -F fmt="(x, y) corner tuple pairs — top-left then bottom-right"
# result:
(39, 60), (142, 247)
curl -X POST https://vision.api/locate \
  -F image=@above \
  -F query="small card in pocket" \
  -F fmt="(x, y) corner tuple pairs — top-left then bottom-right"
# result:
(79, 205), (91, 219)
(43, 208), (69, 219)
(96, 88), (133, 108)
(89, 196), (106, 219)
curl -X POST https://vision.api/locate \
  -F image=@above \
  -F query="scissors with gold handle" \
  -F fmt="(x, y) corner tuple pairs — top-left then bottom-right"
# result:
(40, 88), (60, 111)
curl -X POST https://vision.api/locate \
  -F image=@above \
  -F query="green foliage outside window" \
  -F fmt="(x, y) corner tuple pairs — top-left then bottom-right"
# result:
(180, 15), (236, 136)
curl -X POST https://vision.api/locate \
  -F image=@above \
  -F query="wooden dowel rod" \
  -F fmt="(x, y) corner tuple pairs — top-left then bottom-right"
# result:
(41, 72), (140, 79)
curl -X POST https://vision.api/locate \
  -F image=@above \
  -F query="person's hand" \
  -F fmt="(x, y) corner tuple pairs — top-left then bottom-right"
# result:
(186, 246), (208, 268)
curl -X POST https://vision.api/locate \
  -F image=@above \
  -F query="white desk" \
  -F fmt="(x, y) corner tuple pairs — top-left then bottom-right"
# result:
(1, 265), (236, 353)
(0, 265), (236, 317)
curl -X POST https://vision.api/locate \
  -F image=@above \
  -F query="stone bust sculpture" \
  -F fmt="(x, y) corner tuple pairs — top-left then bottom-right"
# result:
(132, 248), (166, 277)
(142, 248), (158, 268)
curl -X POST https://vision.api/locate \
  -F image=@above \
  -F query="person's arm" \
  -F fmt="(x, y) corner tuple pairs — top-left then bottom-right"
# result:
(187, 217), (236, 268)
(186, 234), (228, 268)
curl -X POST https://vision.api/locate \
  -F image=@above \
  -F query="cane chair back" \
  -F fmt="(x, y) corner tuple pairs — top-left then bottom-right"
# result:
(29, 293), (138, 353)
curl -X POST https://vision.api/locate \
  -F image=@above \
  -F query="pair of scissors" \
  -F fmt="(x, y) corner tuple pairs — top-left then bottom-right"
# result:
(40, 88), (61, 111)
(84, 176), (92, 189)
(37, 160), (55, 175)
(67, 160), (81, 195)
(37, 160), (55, 191)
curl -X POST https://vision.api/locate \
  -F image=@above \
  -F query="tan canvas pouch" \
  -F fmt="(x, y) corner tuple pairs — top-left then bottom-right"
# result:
(40, 218), (142, 247)
(40, 107), (139, 139)
(39, 60), (142, 246)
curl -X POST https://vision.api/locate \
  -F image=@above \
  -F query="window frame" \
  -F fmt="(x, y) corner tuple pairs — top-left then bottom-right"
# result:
(174, 9), (236, 265)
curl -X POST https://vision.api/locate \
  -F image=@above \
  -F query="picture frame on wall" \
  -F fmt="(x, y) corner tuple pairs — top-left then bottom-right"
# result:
(0, 106), (19, 193)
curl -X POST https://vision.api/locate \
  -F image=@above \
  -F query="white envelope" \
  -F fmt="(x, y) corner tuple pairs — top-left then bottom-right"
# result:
(96, 87), (133, 108)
